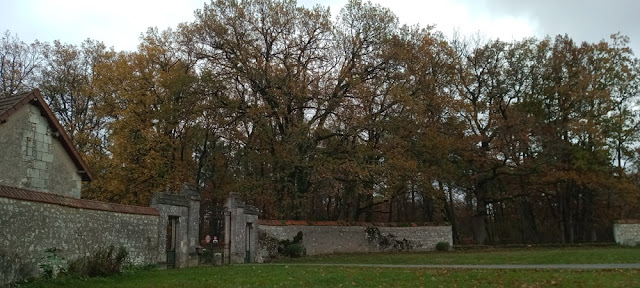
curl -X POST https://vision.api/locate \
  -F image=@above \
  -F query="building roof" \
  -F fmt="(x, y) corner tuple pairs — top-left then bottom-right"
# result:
(0, 185), (159, 216)
(0, 89), (94, 181)
(0, 92), (34, 121)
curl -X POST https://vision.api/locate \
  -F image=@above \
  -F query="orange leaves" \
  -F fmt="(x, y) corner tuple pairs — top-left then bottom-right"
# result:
(84, 29), (202, 205)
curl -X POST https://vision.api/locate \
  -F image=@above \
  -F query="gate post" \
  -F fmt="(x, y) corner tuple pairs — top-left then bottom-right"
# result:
(182, 183), (201, 267)
(150, 183), (200, 269)
(225, 194), (259, 263)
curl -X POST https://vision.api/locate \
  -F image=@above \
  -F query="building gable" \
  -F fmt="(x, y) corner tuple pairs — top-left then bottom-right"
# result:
(0, 89), (93, 198)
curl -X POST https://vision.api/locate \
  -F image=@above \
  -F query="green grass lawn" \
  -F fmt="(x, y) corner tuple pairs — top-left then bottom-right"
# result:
(21, 247), (640, 288)
(277, 246), (640, 265)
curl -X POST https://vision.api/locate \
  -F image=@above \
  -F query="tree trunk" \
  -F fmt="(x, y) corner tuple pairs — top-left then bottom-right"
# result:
(388, 196), (394, 222)
(473, 193), (487, 244)
(558, 188), (566, 244)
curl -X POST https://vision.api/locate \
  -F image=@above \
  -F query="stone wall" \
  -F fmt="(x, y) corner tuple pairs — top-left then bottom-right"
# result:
(0, 103), (82, 197)
(258, 221), (452, 261)
(0, 186), (159, 286)
(613, 219), (640, 246)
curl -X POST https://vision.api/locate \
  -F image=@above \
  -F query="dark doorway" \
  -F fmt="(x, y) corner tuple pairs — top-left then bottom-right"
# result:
(245, 223), (253, 263)
(166, 216), (179, 269)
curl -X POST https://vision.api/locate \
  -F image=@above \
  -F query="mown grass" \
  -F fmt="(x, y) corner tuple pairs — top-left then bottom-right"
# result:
(21, 265), (640, 288)
(276, 246), (640, 265)
(20, 247), (640, 288)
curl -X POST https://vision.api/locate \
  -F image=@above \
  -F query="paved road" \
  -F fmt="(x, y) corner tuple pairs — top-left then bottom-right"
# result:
(269, 263), (640, 269)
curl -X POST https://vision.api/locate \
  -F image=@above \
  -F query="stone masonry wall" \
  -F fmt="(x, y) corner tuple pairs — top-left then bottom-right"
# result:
(613, 220), (640, 246)
(0, 189), (159, 285)
(258, 221), (452, 260)
(0, 103), (81, 197)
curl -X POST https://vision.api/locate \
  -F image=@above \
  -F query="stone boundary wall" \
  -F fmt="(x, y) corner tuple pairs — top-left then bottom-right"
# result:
(0, 185), (159, 215)
(0, 186), (159, 285)
(613, 219), (640, 246)
(258, 220), (452, 260)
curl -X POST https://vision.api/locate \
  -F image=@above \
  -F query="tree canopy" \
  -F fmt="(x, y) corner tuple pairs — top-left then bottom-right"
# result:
(2, 0), (640, 244)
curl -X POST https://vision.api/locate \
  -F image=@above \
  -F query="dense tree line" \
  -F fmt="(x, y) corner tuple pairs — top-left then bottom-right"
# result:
(2, 0), (640, 244)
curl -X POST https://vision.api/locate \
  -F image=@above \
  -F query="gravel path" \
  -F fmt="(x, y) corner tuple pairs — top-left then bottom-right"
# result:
(269, 263), (640, 269)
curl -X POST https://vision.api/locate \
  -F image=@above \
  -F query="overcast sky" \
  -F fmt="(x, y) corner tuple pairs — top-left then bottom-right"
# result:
(1, 0), (638, 53)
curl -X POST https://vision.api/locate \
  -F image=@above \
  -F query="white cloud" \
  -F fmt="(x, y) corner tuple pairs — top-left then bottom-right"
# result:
(368, 0), (536, 40)
(300, 0), (536, 41)
(2, 0), (202, 51)
(2, 0), (536, 51)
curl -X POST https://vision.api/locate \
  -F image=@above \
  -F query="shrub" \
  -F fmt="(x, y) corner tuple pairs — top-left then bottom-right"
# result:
(278, 231), (306, 258)
(281, 242), (306, 258)
(67, 245), (128, 277)
(365, 227), (389, 249)
(436, 241), (451, 251)
(393, 238), (413, 251)
(366, 227), (414, 251)
(258, 231), (281, 262)
(38, 248), (66, 279)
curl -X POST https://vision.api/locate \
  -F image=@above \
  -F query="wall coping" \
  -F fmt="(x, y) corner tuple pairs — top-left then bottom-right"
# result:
(0, 184), (159, 216)
(615, 219), (640, 224)
(151, 192), (190, 207)
(258, 219), (449, 227)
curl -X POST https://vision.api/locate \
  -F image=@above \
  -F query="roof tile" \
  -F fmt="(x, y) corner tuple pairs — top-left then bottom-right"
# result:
(257, 219), (442, 227)
(0, 185), (159, 216)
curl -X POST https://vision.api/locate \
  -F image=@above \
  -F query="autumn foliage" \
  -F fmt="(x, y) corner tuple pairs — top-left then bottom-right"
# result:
(2, 0), (640, 244)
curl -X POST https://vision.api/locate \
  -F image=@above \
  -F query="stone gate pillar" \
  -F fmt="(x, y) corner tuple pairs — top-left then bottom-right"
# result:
(226, 194), (259, 263)
(150, 183), (200, 268)
(182, 183), (201, 266)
